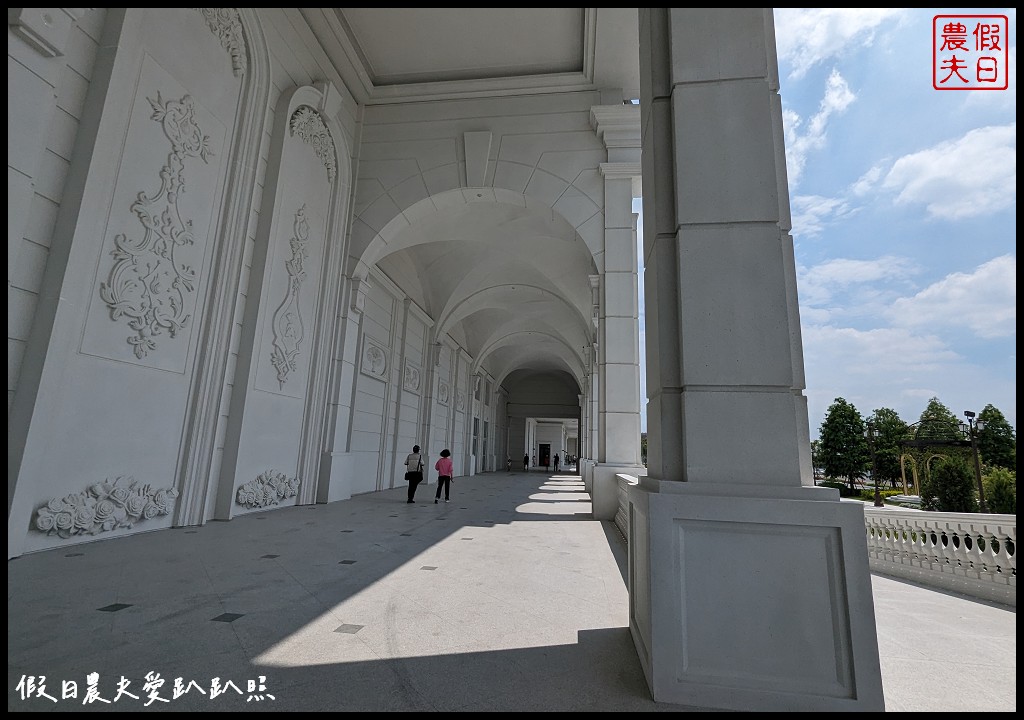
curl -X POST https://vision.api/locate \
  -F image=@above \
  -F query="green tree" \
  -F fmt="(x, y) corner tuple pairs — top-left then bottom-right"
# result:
(916, 397), (960, 440)
(920, 455), (978, 512)
(911, 397), (967, 492)
(811, 439), (823, 481)
(983, 467), (1016, 514)
(977, 404), (1016, 469)
(819, 397), (869, 491)
(868, 407), (909, 490)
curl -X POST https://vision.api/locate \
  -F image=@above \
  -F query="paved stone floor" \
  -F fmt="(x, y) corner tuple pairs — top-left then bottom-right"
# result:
(7, 471), (1016, 712)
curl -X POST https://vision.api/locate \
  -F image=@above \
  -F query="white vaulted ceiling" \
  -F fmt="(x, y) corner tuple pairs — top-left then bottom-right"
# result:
(300, 7), (640, 104)
(374, 197), (598, 391)
(316, 8), (638, 401)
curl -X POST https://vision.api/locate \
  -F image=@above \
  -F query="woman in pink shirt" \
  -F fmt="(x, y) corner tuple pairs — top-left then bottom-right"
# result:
(434, 449), (454, 504)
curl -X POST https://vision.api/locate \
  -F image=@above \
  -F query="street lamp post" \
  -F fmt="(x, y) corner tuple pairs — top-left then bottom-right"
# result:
(865, 421), (883, 508)
(963, 411), (988, 513)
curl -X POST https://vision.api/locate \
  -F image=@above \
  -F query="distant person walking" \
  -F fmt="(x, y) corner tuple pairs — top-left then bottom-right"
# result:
(523, 453), (529, 472)
(404, 444), (424, 503)
(553, 453), (560, 472)
(507, 456), (512, 473)
(434, 449), (454, 504)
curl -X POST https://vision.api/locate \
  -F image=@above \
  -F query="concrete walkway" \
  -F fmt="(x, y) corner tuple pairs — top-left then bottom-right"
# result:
(7, 471), (1016, 712)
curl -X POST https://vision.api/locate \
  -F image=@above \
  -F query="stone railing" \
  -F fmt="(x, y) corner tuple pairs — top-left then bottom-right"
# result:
(608, 477), (1015, 607)
(863, 508), (1015, 606)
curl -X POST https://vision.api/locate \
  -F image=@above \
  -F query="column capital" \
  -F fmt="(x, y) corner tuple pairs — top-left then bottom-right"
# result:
(599, 162), (642, 180)
(590, 104), (641, 150)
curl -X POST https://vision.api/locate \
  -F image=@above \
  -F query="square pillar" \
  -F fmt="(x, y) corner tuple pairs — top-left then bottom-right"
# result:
(633, 8), (883, 710)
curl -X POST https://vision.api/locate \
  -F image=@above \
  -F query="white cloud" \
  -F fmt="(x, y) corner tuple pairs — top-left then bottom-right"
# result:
(799, 306), (833, 325)
(784, 70), (856, 188)
(849, 165), (884, 196)
(801, 324), (958, 428)
(791, 194), (855, 237)
(798, 256), (919, 308)
(881, 123), (1017, 219)
(887, 255), (1017, 339)
(964, 44), (1016, 111)
(774, 8), (906, 79)
(804, 324), (961, 374)
(801, 321), (1016, 433)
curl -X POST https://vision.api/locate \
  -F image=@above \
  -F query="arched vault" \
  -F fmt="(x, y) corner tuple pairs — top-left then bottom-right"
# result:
(355, 189), (601, 390)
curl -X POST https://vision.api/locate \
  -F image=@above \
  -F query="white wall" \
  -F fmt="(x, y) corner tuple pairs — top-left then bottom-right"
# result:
(7, 8), (608, 556)
(8, 9), (107, 414)
(536, 423), (566, 465)
(9, 9), (265, 555)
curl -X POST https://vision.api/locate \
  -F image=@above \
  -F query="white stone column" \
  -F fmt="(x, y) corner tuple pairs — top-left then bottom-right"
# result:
(316, 276), (367, 503)
(589, 105), (647, 518)
(630, 8), (883, 711)
(597, 166), (643, 467)
(420, 341), (443, 465)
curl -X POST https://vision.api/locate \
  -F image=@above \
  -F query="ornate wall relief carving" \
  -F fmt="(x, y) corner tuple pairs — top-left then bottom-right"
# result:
(33, 478), (179, 538)
(191, 8), (247, 76)
(403, 360), (421, 393)
(438, 381), (450, 406)
(360, 336), (388, 381)
(98, 92), (214, 359)
(269, 205), (309, 388)
(456, 393), (466, 412)
(289, 106), (336, 183)
(236, 470), (300, 508)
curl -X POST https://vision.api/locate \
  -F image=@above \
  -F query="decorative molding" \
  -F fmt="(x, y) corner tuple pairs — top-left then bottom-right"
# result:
(599, 161), (643, 180)
(403, 360), (421, 393)
(8, 8), (81, 57)
(236, 470), (299, 508)
(269, 205), (310, 388)
(464, 131), (492, 187)
(349, 276), (369, 314)
(191, 8), (247, 76)
(289, 106), (337, 183)
(590, 104), (641, 149)
(437, 380), (450, 407)
(173, 7), (271, 527)
(33, 477), (179, 538)
(589, 274), (601, 329)
(360, 336), (388, 381)
(99, 92), (214, 359)
(456, 393), (466, 413)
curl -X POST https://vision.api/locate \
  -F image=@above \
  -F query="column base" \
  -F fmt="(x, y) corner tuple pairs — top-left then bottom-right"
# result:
(627, 480), (884, 711)
(316, 452), (353, 503)
(579, 459), (597, 494)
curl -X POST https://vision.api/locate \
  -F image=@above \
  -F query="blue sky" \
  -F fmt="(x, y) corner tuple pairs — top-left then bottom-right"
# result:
(637, 8), (1016, 438)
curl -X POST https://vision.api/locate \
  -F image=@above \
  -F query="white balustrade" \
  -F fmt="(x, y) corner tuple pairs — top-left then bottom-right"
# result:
(863, 508), (1016, 606)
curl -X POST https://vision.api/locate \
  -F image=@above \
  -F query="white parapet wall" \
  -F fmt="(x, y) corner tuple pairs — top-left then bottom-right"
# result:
(613, 486), (1017, 609)
(863, 508), (1016, 607)
(616, 473), (640, 539)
